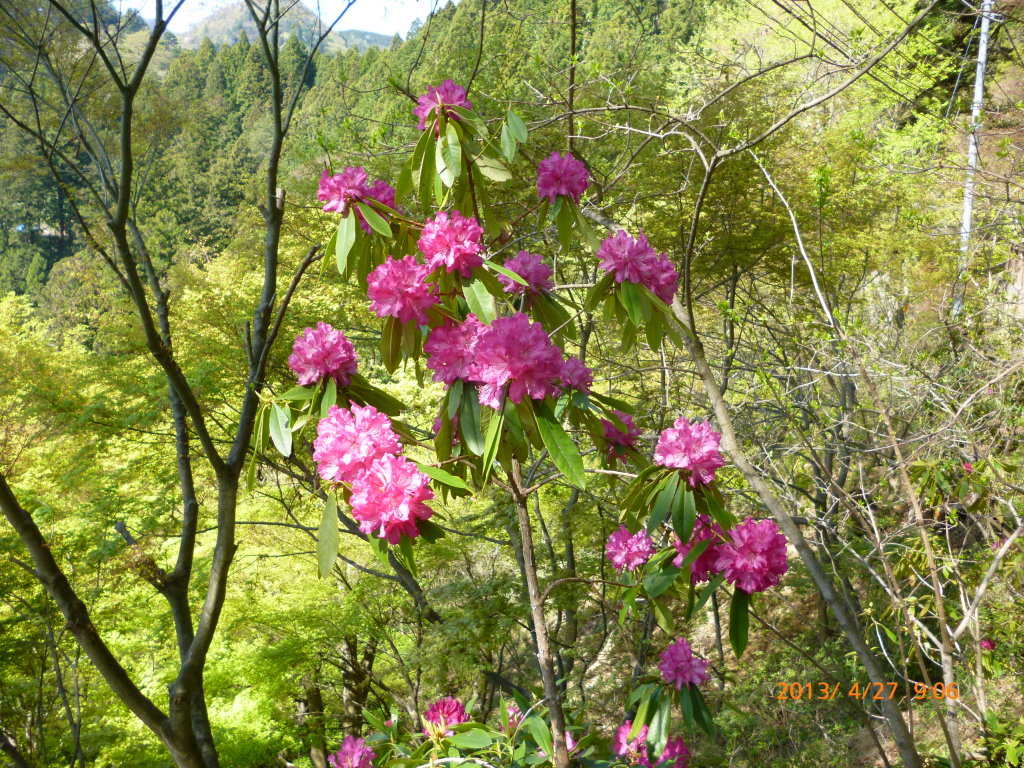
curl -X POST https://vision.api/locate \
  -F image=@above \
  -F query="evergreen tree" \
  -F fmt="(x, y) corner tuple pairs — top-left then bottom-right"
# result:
(195, 36), (217, 77)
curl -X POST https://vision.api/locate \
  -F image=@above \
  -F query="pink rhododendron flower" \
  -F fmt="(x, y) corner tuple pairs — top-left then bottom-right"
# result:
(601, 410), (640, 459)
(658, 637), (710, 689)
(288, 322), (359, 387)
(356, 180), (397, 233)
(319, 167), (369, 214)
(657, 737), (691, 768)
(606, 525), (655, 572)
(424, 316), (485, 386)
(672, 515), (725, 583)
(596, 230), (679, 304)
(413, 80), (472, 131)
(559, 358), (593, 394)
(313, 405), (401, 484)
(991, 537), (1009, 552)
(350, 454), (434, 544)
(367, 255), (439, 325)
(654, 417), (725, 486)
(614, 722), (649, 761)
(422, 696), (470, 736)
(329, 736), (376, 768)
(470, 313), (564, 408)
(963, 462), (972, 474)
(501, 702), (524, 734)
(715, 518), (789, 594)
(980, 638), (996, 651)
(498, 251), (553, 296)
(418, 211), (485, 277)
(536, 151), (590, 203)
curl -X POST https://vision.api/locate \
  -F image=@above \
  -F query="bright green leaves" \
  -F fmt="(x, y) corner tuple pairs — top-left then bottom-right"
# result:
(269, 403), (292, 457)
(317, 493), (339, 579)
(460, 383), (486, 456)
(335, 213), (357, 275)
(533, 400), (586, 489)
(464, 276), (496, 324)
(356, 202), (392, 237)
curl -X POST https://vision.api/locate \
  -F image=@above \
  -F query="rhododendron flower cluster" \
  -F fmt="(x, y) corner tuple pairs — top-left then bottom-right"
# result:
(470, 313), (564, 408)
(418, 210), (485, 277)
(597, 230), (679, 305)
(288, 322), (359, 387)
(672, 514), (725, 583)
(413, 80), (472, 131)
(314, 404), (401, 484)
(356, 180), (397, 232)
(318, 167), (368, 214)
(350, 454), (434, 544)
(659, 637), (710, 689)
(658, 736), (692, 768)
(614, 722), (649, 763)
(654, 417), (725, 486)
(715, 518), (788, 594)
(559, 357), (593, 394)
(602, 410), (641, 458)
(422, 696), (470, 736)
(536, 151), (590, 203)
(614, 724), (690, 768)
(498, 251), (553, 296)
(424, 316), (484, 386)
(981, 638), (996, 651)
(328, 736), (376, 768)
(367, 255), (439, 325)
(606, 525), (655, 572)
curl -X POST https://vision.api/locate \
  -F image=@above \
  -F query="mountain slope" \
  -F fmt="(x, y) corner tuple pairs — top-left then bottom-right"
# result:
(179, 1), (395, 52)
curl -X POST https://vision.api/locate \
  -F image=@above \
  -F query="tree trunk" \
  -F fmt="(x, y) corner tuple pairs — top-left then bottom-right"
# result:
(305, 684), (328, 768)
(508, 458), (570, 768)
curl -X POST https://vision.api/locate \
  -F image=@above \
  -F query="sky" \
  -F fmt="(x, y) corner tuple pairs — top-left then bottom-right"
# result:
(132, 0), (440, 38)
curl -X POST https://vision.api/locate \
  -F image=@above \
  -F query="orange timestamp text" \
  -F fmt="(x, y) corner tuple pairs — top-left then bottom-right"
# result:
(775, 682), (960, 701)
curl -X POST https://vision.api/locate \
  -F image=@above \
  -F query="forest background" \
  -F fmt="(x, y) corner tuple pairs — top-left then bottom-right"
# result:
(1, 0), (1023, 766)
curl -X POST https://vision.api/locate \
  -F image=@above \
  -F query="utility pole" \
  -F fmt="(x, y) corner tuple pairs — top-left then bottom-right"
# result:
(956, 0), (996, 312)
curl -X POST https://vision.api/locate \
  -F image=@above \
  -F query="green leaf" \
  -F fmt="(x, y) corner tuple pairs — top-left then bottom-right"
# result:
(418, 519), (447, 543)
(464, 278), (496, 324)
(366, 535), (390, 568)
(619, 281), (644, 327)
(534, 400), (586, 489)
(395, 157), (414, 202)
(556, 197), (574, 251)
(460, 383), (486, 456)
(678, 682), (694, 729)
(651, 596), (674, 633)
(269, 403), (292, 456)
(729, 588), (749, 658)
(398, 535), (418, 578)
(507, 110), (529, 143)
(527, 717), (553, 759)
(450, 729), (493, 750)
(245, 451), (257, 492)
(447, 105), (488, 135)
(584, 271), (616, 312)
(356, 202), (393, 238)
(320, 378), (337, 417)
(643, 565), (681, 598)
(317, 494), (339, 578)
(280, 385), (315, 401)
(336, 214), (357, 276)
(419, 133), (436, 212)
(443, 123), (463, 182)
(647, 694), (672, 758)
(500, 123), (516, 163)
(690, 685), (716, 737)
(688, 572), (725, 621)
(473, 151), (512, 182)
(380, 316), (403, 373)
(631, 691), (651, 735)
(447, 378), (463, 420)
(676, 486), (696, 544)
(648, 474), (679, 532)
(486, 259), (529, 286)
(569, 201), (600, 252)
(481, 404), (505, 484)
(415, 462), (471, 491)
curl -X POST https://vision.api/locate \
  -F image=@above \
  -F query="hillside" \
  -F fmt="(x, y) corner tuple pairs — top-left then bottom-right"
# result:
(178, 1), (395, 52)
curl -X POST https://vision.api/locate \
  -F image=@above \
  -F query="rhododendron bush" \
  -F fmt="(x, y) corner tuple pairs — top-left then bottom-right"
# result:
(244, 79), (793, 768)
